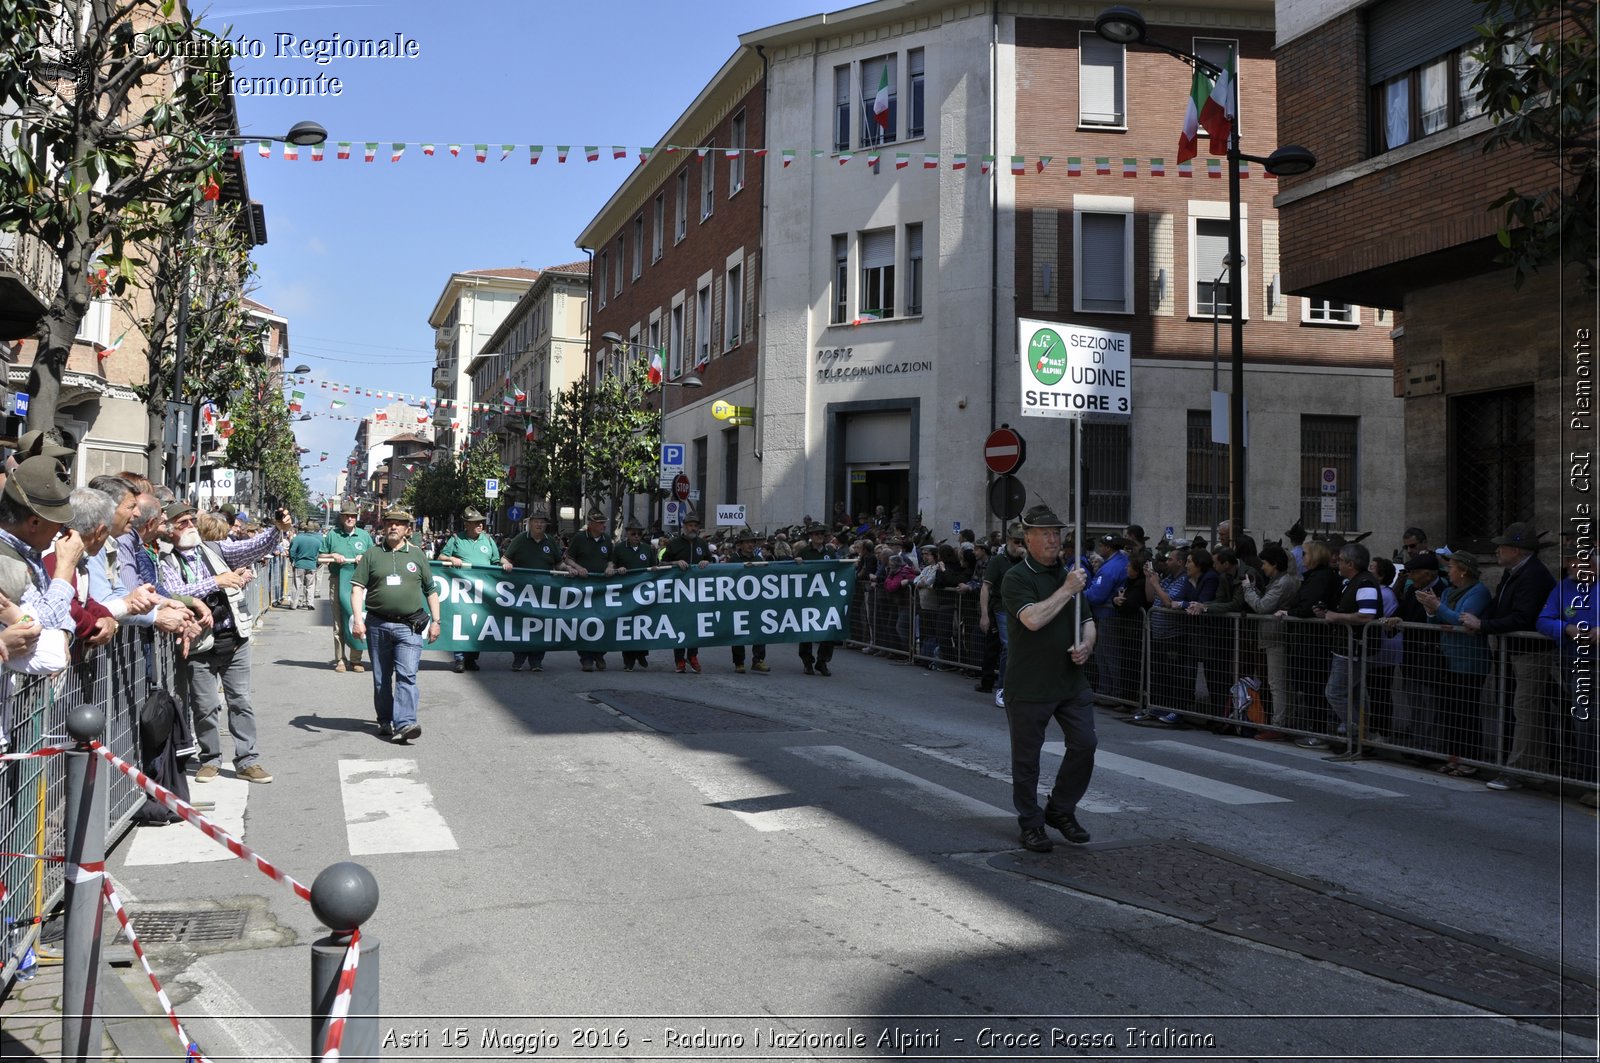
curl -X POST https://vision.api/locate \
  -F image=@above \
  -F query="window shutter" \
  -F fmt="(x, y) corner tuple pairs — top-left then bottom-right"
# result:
(711, 275), (723, 355)
(1194, 220), (1230, 286)
(683, 298), (695, 371)
(1367, 0), (1480, 84)
(743, 251), (758, 343)
(861, 230), (895, 270)
(1079, 36), (1124, 124)
(1078, 214), (1126, 311)
(907, 224), (922, 260)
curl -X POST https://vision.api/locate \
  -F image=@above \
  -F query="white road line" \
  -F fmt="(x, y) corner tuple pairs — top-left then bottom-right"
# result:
(338, 758), (458, 855)
(1082, 748), (1291, 805)
(903, 744), (1138, 814)
(648, 746), (832, 832)
(124, 774), (249, 865)
(787, 745), (1015, 818)
(1140, 740), (1406, 799)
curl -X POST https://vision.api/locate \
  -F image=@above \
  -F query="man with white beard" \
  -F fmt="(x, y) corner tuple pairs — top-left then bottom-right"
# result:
(158, 502), (294, 784)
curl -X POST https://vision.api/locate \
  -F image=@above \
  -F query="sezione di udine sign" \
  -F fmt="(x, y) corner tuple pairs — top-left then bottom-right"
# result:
(1018, 319), (1132, 419)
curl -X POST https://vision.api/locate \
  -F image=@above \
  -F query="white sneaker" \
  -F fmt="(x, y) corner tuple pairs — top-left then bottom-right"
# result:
(993, 687), (1006, 709)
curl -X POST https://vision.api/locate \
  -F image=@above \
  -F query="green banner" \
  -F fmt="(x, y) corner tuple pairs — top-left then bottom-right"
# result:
(337, 560), (855, 652)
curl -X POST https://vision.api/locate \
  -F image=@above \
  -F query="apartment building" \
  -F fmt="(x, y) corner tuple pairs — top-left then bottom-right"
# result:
(428, 268), (540, 456)
(1273, 0), (1589, 552)
(577, 46), (765, 528)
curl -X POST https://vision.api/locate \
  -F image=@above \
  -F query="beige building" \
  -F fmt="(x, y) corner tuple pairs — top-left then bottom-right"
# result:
(428, 268), (540, 455)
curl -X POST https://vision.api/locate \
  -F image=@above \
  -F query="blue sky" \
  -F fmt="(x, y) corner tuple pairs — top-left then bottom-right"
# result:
(207, 0), (824, 495)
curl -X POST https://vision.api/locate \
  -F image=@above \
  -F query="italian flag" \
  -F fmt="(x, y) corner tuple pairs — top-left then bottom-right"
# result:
(374, 411), (388, 423)
(952, 154), (967, 170)
(283, 143), (298, 161)
(337, 143), (351, 159)
(1199, 49), (1236, 154)
(614, 146), (629, 160)
(872, 64), (891, 131)
(980, 155), (994, 174)
(330, 399), (347, 409)
(524, 421), (536, 441)
(923, 154), (938, 170)
(647, 346), (664, 386)
(1122, 158), (1138, 178)
(289, 390), (305, 412)
(422, 143), (435, 156)
(513, 387), (527, 403)
(557, 146), (570, 163)
(781, 149), (795, 168)
(1036, 155), (1053, 174)
(585, 146), (600, 162)
(529, 145), (543, 164)
(1177, 63), (1210, 164)
(1009, 156), (1026, 175)
(391, 143), (405, 162)
(474, 144), (488, 162)
(310, 142), (324, 161)
(320, 452), (328, 462)
(449, 144), (461, 157)
(257, 140), (270, 158)
(1067, 157), (1082, 176)
(500, 145), (514, 161)
(895, 152), (910, 169)
(363, 143), (377, 162)
(96, 331), (126, 361)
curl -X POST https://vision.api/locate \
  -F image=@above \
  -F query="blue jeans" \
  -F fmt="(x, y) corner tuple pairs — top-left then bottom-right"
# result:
(368, 619), (423, 729)
(996, 612), (1010, 687)
(512, 650), (545, 669)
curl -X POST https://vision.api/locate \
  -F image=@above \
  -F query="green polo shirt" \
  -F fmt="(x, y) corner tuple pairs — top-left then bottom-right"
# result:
(795, 543), (836, 563)
(352, 541), (435, 619)
(613, 538), (655, 570)
(983, 553), (1016, 615)
(662, 534), (711, 565)
(1001, 555), (1092, 704)
(440, 532), (501, 568)
(503, 531), (563, 570)
(566, 531), (614, 572)
(323, 526), (374, 568)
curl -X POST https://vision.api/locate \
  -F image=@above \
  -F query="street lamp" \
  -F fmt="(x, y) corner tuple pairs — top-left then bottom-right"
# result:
(601, 331), (703, 527)
(1095, 7), (1315, 537)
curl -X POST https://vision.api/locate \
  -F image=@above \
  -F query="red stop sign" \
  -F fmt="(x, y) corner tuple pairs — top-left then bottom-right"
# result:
(673, 474), (691, 500)
(983, 427), (1026, 475)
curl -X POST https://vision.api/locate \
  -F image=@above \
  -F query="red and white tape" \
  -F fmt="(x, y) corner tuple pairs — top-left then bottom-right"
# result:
(102, 878), (211, 1063)
(319, 929), (362, 1062)
(0, 745), (75, 761)
(89, 742), (311, 902)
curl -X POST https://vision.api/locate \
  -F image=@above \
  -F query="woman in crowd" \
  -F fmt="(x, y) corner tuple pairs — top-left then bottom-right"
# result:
(1283, 539), (1343, 740)
(1244, 543), (1301, 739)
(1419, 552), (1492, 776)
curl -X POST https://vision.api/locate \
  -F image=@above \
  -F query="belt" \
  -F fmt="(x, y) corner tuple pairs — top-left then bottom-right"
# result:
(368, 609), (416, 625)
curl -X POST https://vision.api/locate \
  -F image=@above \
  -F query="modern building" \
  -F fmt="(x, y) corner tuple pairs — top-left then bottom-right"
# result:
(578, 46), (765, 530)
(1272, 0), (1589, 553)
(740, 0), (1399, 543)
(428, 268), (541, 456)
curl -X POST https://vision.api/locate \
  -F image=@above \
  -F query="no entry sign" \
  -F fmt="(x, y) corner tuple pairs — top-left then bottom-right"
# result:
(983, 427), (1026, 475)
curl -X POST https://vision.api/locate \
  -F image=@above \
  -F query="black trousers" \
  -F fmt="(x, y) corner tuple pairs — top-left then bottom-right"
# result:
(1005, 687), (1098, 828)
(799, 641), (835, 665)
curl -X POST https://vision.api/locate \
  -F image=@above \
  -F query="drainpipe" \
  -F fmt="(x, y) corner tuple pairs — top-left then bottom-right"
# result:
(753, 43), (768, 464)
(986, 3), (1001, 535)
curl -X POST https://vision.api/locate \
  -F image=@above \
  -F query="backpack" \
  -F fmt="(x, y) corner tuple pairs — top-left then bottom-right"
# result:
(1228, 676), (1266, 725)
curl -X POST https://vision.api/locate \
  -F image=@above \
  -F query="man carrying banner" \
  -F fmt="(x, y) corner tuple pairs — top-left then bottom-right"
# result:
(318, 502), (372, 673)
(1000, 504), (1096, 854)
(501, 505), (569, 673)
(439, 506), (500, 673)
(730, 529), (768, 673)
(611, 518), (656, 671)
(795, 522), (839, 676)
(350, 506), (440, 742)
(565, 508), (616, 672)
(663, 512), (713, 672)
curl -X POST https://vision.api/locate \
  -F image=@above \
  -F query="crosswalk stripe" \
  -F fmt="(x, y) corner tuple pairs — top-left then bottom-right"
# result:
(1084, 748), (1291, 805)
(904, 744), (1138, 814)
(647, 745), (832, 832)
(338, 758), (458, 855)
(124, 775), (250, 866)
(786, 745), (1014, 818)
(1140, 740), (1405, 799)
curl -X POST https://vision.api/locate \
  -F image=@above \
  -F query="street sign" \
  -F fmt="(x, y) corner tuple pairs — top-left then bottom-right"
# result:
(983, 426), (1026, 475)
(715, 504), (746, 526)
(506, 504), (524, 523)
(988, 474), (1026, 521)
(1321, 466), (1338, 495)
(485, 477), (500, 499)
(673, 474), (691, 500)
(13, 393), (28, 417)
(660, 442), (685, 490)
(1018, 318), (1132, 419)
(712, 400), (755, 421)
(1320, 496), (1338, 524)
(663, 500), (682, 526)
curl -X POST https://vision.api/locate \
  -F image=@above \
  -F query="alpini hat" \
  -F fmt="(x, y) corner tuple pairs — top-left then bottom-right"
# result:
(1490, 521), (1547, 550)
(805, 521), (828, 535)
(4, 456), (74, 522)
(1020, 504), (1066, 529)
(381, 506), (414, 524)
(164, 500), (196, 521)
(736, 528), (760, 543)
(461, 506), (487, 523)
(16, 430), (74, 463)
(624, 518), (645, 532)
(586, 508), (606, 523)
(339, 501), (360, 517)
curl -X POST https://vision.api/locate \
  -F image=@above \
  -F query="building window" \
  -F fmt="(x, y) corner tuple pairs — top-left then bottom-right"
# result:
(614, 236), (625, 296)
(722, 427), (739, 506)
(675, 171), (689, 241)
(907, 48), (926, 138)
(906, 223), (923, 316)
(668, 302), (685, 380)
(1078, 33), (1125, 128)
(1185, 410), (1227, 529)
(75, 296), (111, 346)
(1084, 421), (1131, 525)
(632, 216), (644, 279)
(1367, 0), (1508, 155)
(597, 252), (609, 308)
(1302, 297), (1358, 326)
(1194, 218), (1233, 317)
(729, 110), (746, 193)
(1074, 204), (1133, 314)
(700, 148), (715, 220)
(859, 228), (896, 320)
(695, 283), (711, 369)
(652, 194), (665, 262)
(692, 436), (708, 517)
(724, 263), (743, 349)
(861, 54), (897, 146)
(1300, 415), (1359, 529)
(833, 64), (852, 152)
(647, 318), (661, 365)
(832, 234), (849, 325)
(1450, 386), (1535, 550)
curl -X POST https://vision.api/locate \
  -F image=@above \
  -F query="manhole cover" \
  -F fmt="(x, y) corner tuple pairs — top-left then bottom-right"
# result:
(123, 908), (249, 944)
(590, 691), (807, 734)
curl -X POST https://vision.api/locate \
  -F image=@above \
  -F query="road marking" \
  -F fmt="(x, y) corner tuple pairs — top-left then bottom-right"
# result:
(1140, 740), (1406, 799)
(787, 745), (1014, 818)
(648, 746), (832, 832)
(904, 744), (1137, 814)
(124, 774), (249, 865)
(1080, 748), (1291, 805)
(338, 758), (458, 855)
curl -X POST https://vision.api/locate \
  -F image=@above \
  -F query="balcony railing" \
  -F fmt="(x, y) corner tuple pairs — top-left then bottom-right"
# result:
(431, 364), (453, 390)
(0, 230), (63, 336)
(434, 325), (454, 350)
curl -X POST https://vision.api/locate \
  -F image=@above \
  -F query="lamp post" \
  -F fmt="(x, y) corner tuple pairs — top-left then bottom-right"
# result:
(601, 331), (702, 528)
(1094, 7), (1315, 537)
(1210, 256), (1234, 545)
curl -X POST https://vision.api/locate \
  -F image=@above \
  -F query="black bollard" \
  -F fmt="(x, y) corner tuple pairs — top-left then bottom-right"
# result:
(310, 861), (380, 1059)
(61, 705), (106, 1062)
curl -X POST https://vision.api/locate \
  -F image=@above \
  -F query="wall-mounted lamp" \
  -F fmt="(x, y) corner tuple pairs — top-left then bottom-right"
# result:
(1041, 263), (1053, 299)
(1155, 267), (1167, 306)
(1267, 273), (1281, 314)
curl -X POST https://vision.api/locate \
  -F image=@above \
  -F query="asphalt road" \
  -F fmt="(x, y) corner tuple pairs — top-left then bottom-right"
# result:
(103, 605), (1597, 1061)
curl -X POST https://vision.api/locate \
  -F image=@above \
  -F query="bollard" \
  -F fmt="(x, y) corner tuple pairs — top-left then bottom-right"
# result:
(311, 861), (381, 1059)
(61, 705), (107, 1063)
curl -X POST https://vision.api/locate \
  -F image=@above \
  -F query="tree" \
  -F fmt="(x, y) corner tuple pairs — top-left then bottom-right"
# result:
(400, 461), (456, 528)
(524, 381), (587, 521)
(0, 0), (239, 431)
(455, 438), (505, 519)
(1475, 0), (1598, 290)
(222, 364), (307, 516)
(585, 362), (662, 518)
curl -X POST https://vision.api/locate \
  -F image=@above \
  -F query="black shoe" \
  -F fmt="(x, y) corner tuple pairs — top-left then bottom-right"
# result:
(377, 724), (393, 738)
(1044, 808), (1091, 844)
(581, 661), (594, 672)
(594, 658), (607, 671)
(464, 660), (480, 671)
(1020, 825), (1053, 853)
(452, 661), (465, 673)
(816, 662), (831, 677)
(803, 662), (815, 675)
(975, 682), (993, 693)
(399, 723), (422, 742)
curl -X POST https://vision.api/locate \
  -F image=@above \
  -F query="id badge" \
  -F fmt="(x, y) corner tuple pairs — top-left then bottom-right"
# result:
(385, 574), (402, 586)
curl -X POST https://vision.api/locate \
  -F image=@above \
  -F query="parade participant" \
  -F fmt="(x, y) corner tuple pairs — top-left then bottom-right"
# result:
(318, 502), (373, 673)
(350, 507), (440, 742)
(159, 502), (294, 784)
(730, 529), (769, 673)
(288, 521), (323, 609)
(565, 508), (616, 672)
(663, 512), (713, 672)
(1000, 504), (1096, 853)
(439, 507), (500, 673)
(795, 522), (839, 675)
(611, 518), (656, 671)
(501, 506), (569, 673)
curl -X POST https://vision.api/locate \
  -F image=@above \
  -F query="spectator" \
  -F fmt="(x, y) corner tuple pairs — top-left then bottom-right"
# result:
(1364, 557), (1403, 743)
(1305, 542), (1382, 749)
(1112, 545), (1152, 706)
(1396, 527), (1432, 588)
(1538, 534), (1598, 797)
(1244, 543), (1301, 740)
(1286, 519), (1309, 576)
(1136, 547), (1195, 724)
(1285, 539), (1343, 740)
(288, 521), (323, 609)
(1388, 550), (1449, 752)
(1419, 552), (1492, 776)
(915, 543), (962, 670)
(0, 457), (82, 673)
(1084, 533), (1131, 701)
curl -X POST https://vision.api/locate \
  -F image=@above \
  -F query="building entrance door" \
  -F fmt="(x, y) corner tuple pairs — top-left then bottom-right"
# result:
(848, 464), (909, 527)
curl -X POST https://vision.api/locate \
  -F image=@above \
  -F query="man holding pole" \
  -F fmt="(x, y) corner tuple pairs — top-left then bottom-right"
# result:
(319, 502), (373, 673)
